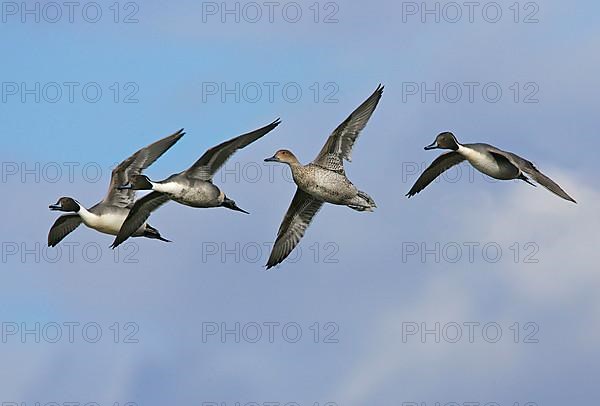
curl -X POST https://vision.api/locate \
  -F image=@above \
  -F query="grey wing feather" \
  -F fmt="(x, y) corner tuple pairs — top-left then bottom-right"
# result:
(103, 129), (185, 207)
(48, 214), (82, 247)
(266, 188), (323, 269)
(313, 85), (383, 172)
(487, 150), (521, 178)
(111, 191), (171, 248)
(406, 152), (466, 197)
(497, 150), (577, 203)
(187, 119), (281, 180)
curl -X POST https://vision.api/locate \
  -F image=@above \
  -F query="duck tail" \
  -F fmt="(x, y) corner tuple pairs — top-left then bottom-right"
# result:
(518, 174), (537, 187)
(349, 190), (377, 212)
(143, 224), (171, 243)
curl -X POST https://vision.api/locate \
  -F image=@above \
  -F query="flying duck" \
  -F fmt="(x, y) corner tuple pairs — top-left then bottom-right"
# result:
(263, 85), (383, 269)
(406, 131), (576, 203)
(110, 119), (281, 248)
(48, 129), (184, 247)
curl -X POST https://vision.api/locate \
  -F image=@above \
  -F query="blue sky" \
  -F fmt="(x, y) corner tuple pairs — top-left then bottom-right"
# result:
(1, 0), (600, 404)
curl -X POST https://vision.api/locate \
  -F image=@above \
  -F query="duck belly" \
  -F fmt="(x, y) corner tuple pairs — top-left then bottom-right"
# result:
(163, 182), (221, 208)
(82, 212), (126, 235)
(81, 210), (145, 236)
(460, 148), (515, 180)
(296, 168), (357, 204)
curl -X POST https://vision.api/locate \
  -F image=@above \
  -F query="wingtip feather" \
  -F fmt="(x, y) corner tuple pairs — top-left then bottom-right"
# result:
(175, 129), (186, 139)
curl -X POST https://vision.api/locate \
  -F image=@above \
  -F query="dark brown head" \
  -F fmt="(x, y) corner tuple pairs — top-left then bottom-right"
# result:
(49, 197), (80, 212)
(264, 149), (300, 165)
(425, 132), (460, 151)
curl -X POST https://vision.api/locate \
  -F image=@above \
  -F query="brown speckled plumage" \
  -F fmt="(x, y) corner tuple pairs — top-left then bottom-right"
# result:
(264, 85), (383, 269)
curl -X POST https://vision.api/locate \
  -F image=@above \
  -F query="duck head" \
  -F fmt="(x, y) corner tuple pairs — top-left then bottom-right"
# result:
(118, 175), (153, 191)
(49, 197), (80, 212)
(425, 132), (460, 151)
(264, 149), (300, 166)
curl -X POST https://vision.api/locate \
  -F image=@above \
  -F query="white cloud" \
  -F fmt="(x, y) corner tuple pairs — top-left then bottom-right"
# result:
(330, 171), (600, 404)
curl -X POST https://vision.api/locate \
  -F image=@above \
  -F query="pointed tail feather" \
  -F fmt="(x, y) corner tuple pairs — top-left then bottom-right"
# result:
(524, 168), (576, 203)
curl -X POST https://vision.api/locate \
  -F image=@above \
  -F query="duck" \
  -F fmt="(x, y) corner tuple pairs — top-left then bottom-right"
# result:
(110, 119), (281, 248)
(263, 85), (383, 269)
(48, 129), (185, 247)
(406, 131), (576, 203)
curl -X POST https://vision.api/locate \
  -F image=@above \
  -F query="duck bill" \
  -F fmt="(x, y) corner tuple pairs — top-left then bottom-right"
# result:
(117, 183), (133, 190)
(49, 204), (62, 211)
(264, 155), (279, 163)
(424, 141), (438, 150)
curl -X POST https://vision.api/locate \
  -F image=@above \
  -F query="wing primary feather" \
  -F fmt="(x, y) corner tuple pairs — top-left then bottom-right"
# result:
(103, 129), (185, 207)
(48, 214), (82, 247)
(313, 85), (383, 170)
(111, 191), (171, 248)
(265, 189), (323, 269)
(187, 119), (281, 180)
(406, 152), (465, 197)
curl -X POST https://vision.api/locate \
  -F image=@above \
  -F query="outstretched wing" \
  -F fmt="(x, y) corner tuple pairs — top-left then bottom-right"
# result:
(313, 85), (383, 173)
(406, 152), (466, 197)
(186, 119), (281, 180)
(266, 188), (323, 269)
(494, 149), (577, 203)
(103, 129), (185, 207)
(111, 191), (172, 248)
(48, 214), (82, 247)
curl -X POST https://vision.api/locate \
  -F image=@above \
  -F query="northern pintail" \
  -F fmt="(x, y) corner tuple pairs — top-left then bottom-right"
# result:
(48, 129), (184, 247)
(263, 85), (383, 269)
(406, 131), (576, 202)
(110, 119), (281, 248)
